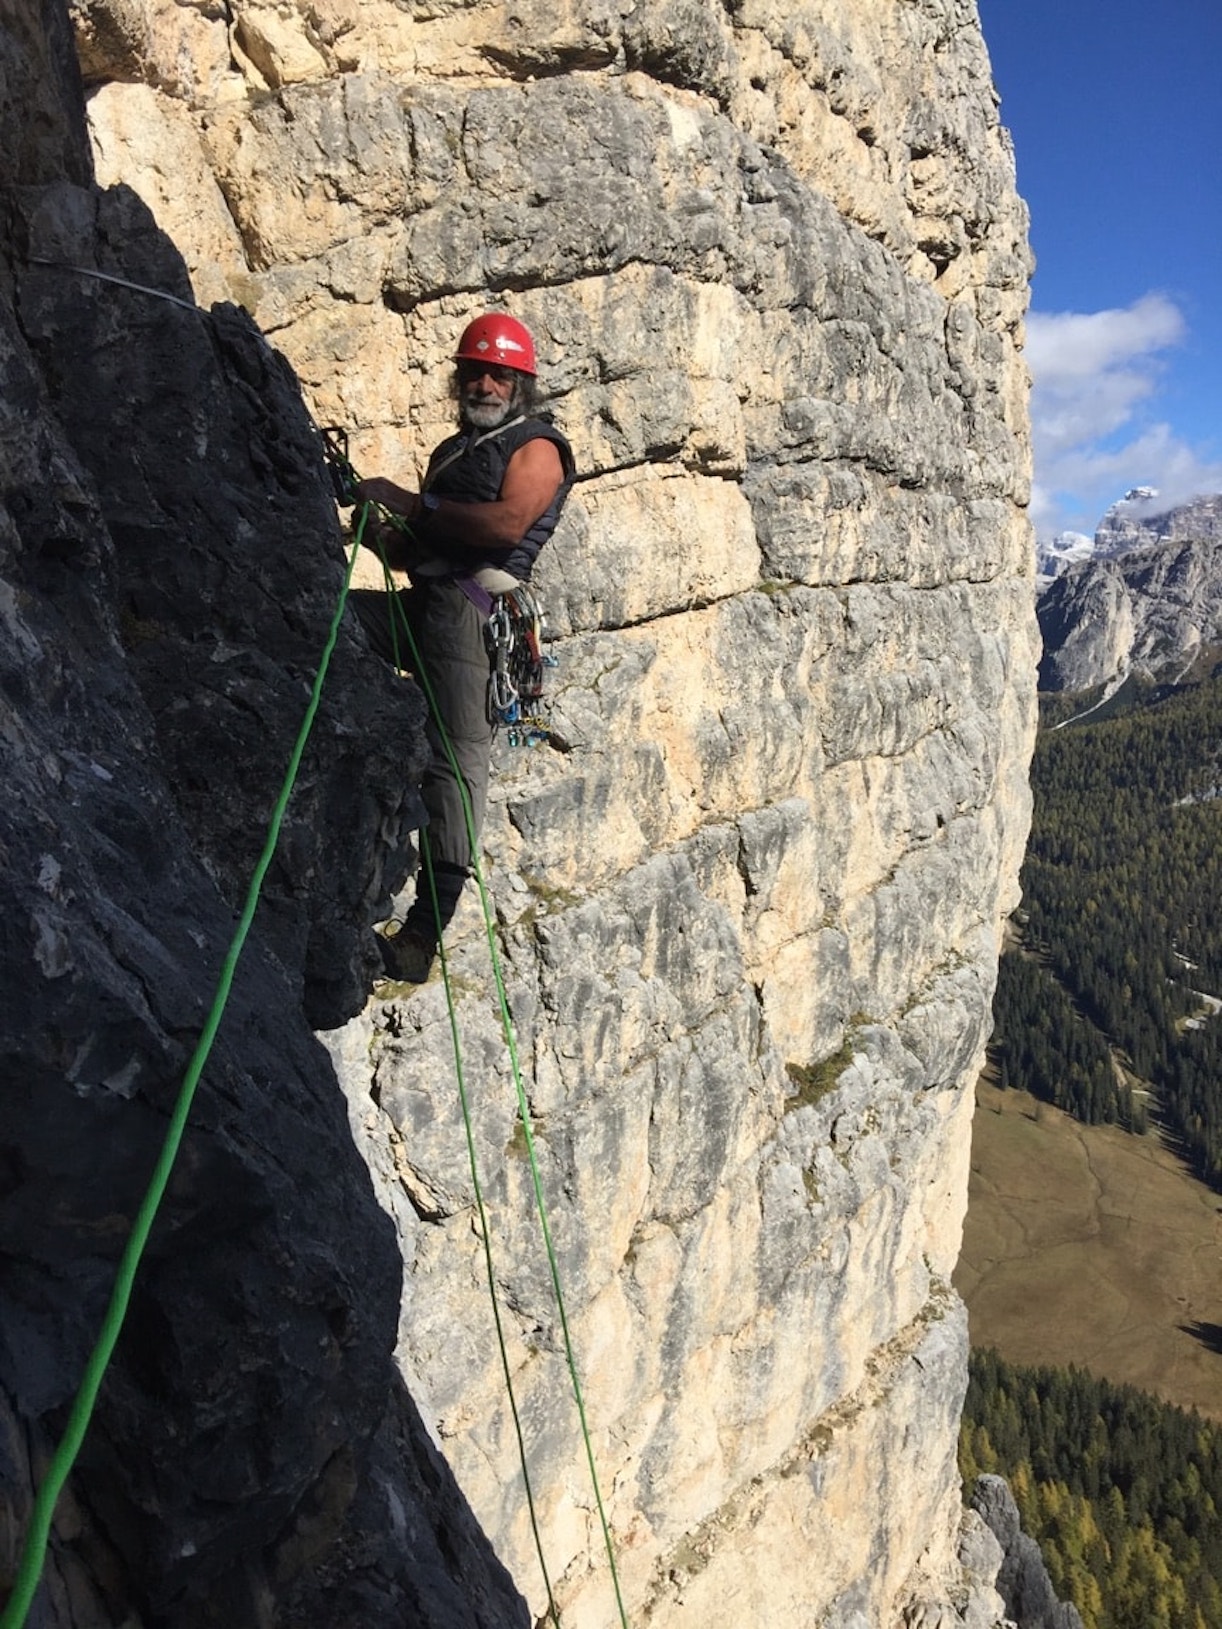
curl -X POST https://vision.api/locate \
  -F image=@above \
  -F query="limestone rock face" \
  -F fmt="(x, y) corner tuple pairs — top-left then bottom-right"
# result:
(1038, 493), (1222, 692)
(3, 0), (1038, 1623)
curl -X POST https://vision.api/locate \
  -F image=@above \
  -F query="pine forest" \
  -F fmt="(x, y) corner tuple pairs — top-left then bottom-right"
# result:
(962, 1349), (1222, 1629)
(990, 672), (1222, 1180)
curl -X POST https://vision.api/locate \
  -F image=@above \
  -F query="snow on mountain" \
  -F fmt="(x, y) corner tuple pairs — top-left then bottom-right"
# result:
(1093, 486), (1166, 555)
(1037, 489), (1222, 691)
(1035, 529), (1095, 588)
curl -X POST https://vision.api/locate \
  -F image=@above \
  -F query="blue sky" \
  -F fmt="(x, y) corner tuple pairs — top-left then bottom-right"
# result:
(977, 0), (1222, 537)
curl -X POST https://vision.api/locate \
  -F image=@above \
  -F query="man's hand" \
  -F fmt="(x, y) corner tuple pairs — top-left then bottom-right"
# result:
(362, 516), (408, 557)
(352, 483), (423, 571)
(355, 477), (422, 522)
(355, 436), (566, 557)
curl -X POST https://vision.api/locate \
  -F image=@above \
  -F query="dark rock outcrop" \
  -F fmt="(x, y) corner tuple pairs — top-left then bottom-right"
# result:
(971, 1475), (1084, 1629)
(2, 4), (526, 1623)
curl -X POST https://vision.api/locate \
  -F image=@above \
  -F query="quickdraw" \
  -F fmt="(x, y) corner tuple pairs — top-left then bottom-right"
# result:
(486, 585), (560, 747)
(318, 425), (361, 508)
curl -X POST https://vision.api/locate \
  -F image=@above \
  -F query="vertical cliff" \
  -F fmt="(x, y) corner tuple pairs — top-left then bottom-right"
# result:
(3, 0), (1038, 1623)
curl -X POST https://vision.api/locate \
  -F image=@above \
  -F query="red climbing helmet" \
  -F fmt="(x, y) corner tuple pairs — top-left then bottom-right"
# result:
(454, 312), (537, 377)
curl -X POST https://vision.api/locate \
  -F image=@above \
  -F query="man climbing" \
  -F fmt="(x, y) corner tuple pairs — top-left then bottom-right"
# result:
(354, 312), (576, 985)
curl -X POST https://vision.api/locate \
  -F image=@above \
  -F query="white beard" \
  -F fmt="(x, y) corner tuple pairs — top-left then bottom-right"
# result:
(461, 389), (519, 430)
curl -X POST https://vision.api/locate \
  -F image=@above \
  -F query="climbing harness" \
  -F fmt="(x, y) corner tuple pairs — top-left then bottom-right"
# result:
(319, 423), (566, 749)
(7, 257), (620, 1629)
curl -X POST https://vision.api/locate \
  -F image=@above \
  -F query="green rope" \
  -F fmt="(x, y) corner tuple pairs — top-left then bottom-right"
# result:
(418, 837), (561, 1628)
(1, 519), (367, 1629)
(372, 534), (559, 1619)
(374, 533), (631, 1629)
(463, 867), (632, 1629)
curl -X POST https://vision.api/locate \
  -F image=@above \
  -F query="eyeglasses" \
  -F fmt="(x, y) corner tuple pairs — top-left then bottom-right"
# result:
(457, 360), (520, 386)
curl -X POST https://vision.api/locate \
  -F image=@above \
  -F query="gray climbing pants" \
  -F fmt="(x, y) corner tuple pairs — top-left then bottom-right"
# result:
(352, 578), (492, 938)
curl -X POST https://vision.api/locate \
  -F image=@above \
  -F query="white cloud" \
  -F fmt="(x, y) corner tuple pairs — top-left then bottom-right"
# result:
(1025, 294), (1222, 536)
(1026, 295), (1184, 389)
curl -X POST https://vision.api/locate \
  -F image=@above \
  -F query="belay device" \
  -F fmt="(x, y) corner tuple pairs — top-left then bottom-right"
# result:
(486, 585), (558, 747)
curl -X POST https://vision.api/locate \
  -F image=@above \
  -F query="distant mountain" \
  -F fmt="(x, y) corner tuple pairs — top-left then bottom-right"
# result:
(1034, 529), (1094, 590)
(1036, 491), (1222, 692)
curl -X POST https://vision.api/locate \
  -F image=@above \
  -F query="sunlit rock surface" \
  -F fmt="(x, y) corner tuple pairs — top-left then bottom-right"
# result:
(2, 0), (1037, 1621)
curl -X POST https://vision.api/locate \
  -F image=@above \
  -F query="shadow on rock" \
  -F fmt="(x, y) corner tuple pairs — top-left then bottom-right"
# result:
(0, 43), (503, 1621)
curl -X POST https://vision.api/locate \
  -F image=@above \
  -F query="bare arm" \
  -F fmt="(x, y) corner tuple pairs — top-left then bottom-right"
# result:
(431, 438), (566, 553)
(355, 438), (566, 558)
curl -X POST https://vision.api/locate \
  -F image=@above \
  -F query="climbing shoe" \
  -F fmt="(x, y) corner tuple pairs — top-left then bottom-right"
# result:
(378, 924), (436, 986)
